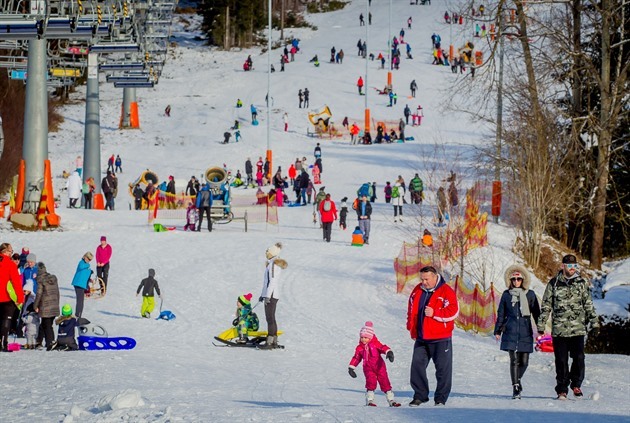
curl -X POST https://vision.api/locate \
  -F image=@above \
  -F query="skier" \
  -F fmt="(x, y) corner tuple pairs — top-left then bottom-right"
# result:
(136, 269), (161, 318)
(357, 76), (364, 95)
(348, 321), (400, 407)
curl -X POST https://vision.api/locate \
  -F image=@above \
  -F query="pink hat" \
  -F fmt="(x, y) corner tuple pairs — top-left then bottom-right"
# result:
(360, 321), (375, 340)
(100, 236), (107, 242)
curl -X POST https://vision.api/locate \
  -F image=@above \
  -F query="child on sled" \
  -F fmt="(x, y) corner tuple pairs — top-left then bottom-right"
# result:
(233, 293), (259, 344)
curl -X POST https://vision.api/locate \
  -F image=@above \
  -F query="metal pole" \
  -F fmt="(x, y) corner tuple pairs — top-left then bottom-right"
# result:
(22, 38), (49, 206)
(121, 87), (135, 128)
(84, 52), (102, 198)
(266, 0), (272, 178)
(388, 0), (392, 70)
(365, 0), (369, 112)
(494, 18), (505, 224)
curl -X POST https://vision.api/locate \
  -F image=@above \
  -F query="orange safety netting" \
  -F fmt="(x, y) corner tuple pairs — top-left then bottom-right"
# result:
(448, 276), (499, 336)
(395, 186), (488, 293)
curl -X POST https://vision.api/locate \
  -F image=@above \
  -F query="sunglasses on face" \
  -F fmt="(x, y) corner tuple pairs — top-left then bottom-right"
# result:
(510, 277), (523, 283)
(565, 263), (578, 270)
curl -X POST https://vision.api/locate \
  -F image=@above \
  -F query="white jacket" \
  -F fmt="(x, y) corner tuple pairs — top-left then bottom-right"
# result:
(260, 257), (287, 300)
(66, 171), (83, 199)
(392, 183), (405, 206)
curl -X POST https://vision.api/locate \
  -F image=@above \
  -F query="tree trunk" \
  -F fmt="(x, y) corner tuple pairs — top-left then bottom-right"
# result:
(224, 6), (230, 50)
(591, 0), (612, 269)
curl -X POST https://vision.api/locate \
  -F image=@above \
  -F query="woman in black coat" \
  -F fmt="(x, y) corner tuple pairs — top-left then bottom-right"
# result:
(494, 264), (540, 399)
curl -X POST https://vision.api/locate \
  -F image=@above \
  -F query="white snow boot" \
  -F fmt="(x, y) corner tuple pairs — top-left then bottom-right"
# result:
(365, 390), (376, 407)
(386, 391), (401, 407)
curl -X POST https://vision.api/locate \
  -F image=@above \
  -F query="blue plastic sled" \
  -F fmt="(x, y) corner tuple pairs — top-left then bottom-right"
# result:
(157, 310), (176, 321)
(252, 120), (259, 126)
(78, 336), (136, 351)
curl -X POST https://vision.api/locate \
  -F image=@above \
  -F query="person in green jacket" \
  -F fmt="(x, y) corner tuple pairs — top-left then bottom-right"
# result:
(537, 254), (599, 400)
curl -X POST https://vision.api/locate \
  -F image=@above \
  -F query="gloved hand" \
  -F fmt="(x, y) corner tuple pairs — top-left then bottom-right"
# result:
(232, 318), (239, 327)
(386, 350), (394, 363)
(264, 297), (271, 305)
(348, 367), (357, 378)
(259, 296), (264, 303)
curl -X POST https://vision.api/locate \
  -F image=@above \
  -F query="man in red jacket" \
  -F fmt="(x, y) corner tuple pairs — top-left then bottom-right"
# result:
(406, 266), (459, 406)
(0, 243), (24, 351)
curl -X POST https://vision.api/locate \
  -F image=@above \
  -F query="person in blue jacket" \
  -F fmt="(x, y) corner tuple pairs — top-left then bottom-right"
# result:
(250, 104), (258, 123)
(196, 184), (213, 232)
(71, 252), (93, 318)
(494, 264), (541, 399)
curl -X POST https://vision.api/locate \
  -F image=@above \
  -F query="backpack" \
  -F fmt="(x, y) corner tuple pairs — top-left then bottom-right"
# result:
(392, 186), (400, 198)
(323, 200), (332, 212)
(352, 198), (359, 210)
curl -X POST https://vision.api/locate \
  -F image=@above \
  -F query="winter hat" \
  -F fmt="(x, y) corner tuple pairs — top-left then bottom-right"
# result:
(503, 264), (530, 289)
(562, 254), (577, 264)
(266, 242), (282, 259)
(360, 321), (375, 340)
(238, 293), (253, 306)
(26, 253), (37, 263)
(23, 279), (34, 294)
(83, 251), (94, 261)
(341, 197), (348, 202)
(100, 236), (107, 242)
(62, 304), (73, 317)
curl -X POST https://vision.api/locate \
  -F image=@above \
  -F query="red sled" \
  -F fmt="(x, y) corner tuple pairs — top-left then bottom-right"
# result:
(535, 335), (554, 352)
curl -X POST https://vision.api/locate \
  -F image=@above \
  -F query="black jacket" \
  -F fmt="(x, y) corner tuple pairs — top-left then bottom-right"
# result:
(137, 270), (161, 297)
(245, 160), (253, 174)
(355, 200), (372, 219)
(494, 289), (540, 353)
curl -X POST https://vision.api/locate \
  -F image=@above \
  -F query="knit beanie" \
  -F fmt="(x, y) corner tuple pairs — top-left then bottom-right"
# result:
(26, 253), (37, 262)
(238, 293), (253, 306)
(359, 321), (375, 340)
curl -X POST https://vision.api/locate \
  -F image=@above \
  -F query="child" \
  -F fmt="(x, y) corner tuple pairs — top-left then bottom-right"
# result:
(351, 226), (364, 246)
(384, 182), (392, 203)
(256, 170), (264, 187)
(136, 269), (161, 318)
(348, 322), (400, 407)
(184, 202), (198, 231)
(233, 293), (259, 343)
(54, 304), (79, 351)
(21, 280), (39, 349)
(339, 197), (348, 230)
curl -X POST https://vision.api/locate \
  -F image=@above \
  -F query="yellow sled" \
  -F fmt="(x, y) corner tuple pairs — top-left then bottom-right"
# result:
(216, 327), (284, 342)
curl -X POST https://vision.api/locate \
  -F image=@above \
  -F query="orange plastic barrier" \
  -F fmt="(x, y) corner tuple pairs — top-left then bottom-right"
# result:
(14, 160), (25, 214)
(364, 109), (371, 133)
(475, 51), (483, 66)
(130, 101), (140, 128)
(93, 193), (105, 210)
(43, 160), (60, 226)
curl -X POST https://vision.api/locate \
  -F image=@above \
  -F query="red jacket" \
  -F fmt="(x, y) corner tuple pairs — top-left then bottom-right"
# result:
(0, 256), (24, 305)
(357, 77), (364, 87)
(406, 277), (458, 340)
(349, 336), (391, 371)
(319, 199), (338, 223)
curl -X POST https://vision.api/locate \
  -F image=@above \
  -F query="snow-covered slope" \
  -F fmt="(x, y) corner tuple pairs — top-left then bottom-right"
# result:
(1, 1), (628, 422)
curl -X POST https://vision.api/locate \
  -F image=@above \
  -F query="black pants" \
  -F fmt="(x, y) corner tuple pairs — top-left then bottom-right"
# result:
(265, 298), (279, 337)
(70, 198), (79, 208)
(0, 301), (17, 350)
(322, 222), (333, 242)
(410, 339), (453, 404)
(105, 192), (114, 210)
(40, 317), (55, 348)
(552, 335), (585, 394)
(84, 193), (92, 209)
(508, 350), (530, 385)
(97, 262), (110, 288)
(198, 207), (213, 231)
(394, 205), (403, 216)
(75, 286), (85, 318)
(339, 214), (347, 229)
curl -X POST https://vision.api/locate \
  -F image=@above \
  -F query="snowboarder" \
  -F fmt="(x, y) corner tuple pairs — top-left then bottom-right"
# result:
(136, 269), (161, 318)
(348, 321), (400, 407)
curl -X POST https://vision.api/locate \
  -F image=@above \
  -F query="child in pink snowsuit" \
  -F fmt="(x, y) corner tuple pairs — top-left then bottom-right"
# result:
(184, 202), (198, 231)
(348, 321), (400, 407)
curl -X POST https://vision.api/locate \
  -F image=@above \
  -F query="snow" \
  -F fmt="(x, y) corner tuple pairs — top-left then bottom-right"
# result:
(1, 1), (629, 422)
